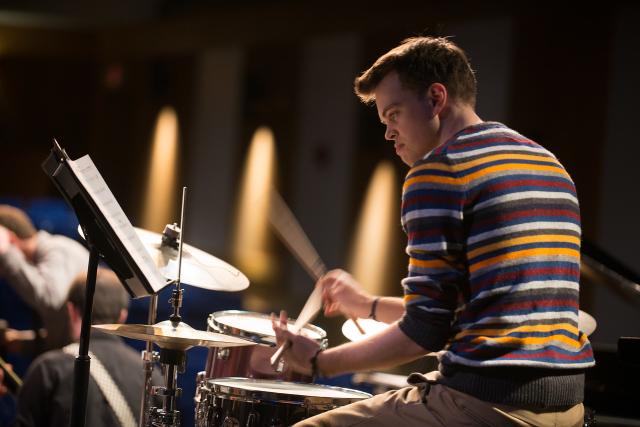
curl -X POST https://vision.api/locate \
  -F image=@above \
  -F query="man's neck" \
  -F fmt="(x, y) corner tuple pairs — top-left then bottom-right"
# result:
(20, 235), (39, 262)
(437, 103), (482, 147)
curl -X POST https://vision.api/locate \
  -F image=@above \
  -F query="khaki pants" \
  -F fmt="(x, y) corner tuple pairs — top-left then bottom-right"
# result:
(295, 383), (584, 427)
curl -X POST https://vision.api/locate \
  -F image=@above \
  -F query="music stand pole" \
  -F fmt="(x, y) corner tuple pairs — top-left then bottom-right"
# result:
(69, 242), (99, 427)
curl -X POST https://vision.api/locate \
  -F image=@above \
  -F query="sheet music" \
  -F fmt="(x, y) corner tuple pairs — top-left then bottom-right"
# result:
(68, 155), (166, 293)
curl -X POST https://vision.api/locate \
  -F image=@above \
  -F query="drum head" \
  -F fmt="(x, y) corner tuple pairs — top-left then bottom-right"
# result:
(207, 377), (371, 406)
(209, 310), (325, 344)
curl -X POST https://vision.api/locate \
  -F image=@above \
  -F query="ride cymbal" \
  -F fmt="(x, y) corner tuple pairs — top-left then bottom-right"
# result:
(134, 226), (249, 291)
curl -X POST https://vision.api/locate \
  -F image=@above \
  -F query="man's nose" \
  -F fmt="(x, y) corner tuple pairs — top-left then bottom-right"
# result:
(384, 126), (396, 141)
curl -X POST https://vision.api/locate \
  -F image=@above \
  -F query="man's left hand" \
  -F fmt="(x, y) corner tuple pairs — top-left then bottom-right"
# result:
(271, 310), (321, 376)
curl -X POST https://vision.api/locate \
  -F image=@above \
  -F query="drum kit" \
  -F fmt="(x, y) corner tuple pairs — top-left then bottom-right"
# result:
(93, 224), (371, 427)
(69, 183), (601, 427)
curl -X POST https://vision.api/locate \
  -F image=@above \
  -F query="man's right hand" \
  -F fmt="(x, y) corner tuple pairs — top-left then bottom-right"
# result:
(318, 269), (376, 320)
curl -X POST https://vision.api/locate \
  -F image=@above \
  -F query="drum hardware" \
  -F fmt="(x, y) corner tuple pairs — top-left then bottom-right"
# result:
(205, 310), (327, 383)
(216, 347), (230, 360)
(94, 189), (254, 427)
(144, 187), (190, 427)
(140, 293), (160, 427)
(148, 348), (186, 427)
(194, 377), (372, 427)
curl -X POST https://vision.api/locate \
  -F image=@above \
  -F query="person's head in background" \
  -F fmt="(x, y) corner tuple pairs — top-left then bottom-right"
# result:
(0, 205), (38, 260)
(67, 268), (129, 341)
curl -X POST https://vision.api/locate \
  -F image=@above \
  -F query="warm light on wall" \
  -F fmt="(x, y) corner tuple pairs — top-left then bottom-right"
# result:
(232, 126), (277, 281)
(141, 106), (180, 233)
(348, 160), (398, 296)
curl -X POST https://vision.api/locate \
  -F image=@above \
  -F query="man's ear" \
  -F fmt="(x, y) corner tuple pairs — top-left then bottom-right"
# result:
(426, 83), (447, 116)
(117, 308), (128, 324)
(66, 302), (80, 324)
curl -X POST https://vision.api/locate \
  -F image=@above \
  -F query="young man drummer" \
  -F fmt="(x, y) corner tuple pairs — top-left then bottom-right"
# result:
(273, 36), (594, 426)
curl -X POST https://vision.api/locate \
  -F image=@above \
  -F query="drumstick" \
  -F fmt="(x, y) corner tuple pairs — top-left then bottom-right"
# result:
(268, 190), (364, 335)
(268, 190), (326, 281)
(268, 191), (364, 370)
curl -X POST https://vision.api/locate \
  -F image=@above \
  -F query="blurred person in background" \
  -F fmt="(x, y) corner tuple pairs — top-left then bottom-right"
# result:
(15, 268), (159, 427)
(0, 204), (88, 351)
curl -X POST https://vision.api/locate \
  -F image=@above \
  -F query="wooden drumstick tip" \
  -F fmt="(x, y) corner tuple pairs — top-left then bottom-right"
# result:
(270, 341), (290, 371)
(353, 318), (366, 335)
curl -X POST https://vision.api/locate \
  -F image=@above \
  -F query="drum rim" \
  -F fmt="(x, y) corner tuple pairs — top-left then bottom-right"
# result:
(203, 377), (372, 408)
(208, 310), (327, 346)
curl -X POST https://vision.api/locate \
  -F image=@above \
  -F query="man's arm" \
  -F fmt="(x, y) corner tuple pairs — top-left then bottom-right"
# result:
(0, 231), (88, 311)
(316, 322), (428, 376)
(273, 312), (429, 377)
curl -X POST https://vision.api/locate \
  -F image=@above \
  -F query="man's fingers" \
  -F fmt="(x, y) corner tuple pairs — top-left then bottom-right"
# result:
(279, 310), (288, 328)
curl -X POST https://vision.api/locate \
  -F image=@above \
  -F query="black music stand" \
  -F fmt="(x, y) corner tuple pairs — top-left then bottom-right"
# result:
(42, 140), (169, 427)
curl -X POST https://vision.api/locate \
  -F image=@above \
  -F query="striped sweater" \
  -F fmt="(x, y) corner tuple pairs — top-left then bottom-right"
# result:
(397, 122), (595, 407)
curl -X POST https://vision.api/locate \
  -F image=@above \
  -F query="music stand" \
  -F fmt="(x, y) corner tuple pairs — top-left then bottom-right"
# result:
(42, 140), (169, 427)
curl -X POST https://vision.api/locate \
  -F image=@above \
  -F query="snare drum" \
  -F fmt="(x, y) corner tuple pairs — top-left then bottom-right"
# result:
(194, 377), (372, 427)
(205, 310), (327, 382)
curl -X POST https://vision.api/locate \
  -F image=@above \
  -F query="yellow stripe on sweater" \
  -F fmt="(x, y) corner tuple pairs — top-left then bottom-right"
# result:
(409, 257), (450, 269)
(403, 161), (568, 193)
(467, 235), (581, 259)
(451, 153), (557, 173)
(470, 334), (581, 348)
(469, 247), (580, 273)
(464, 163), (567, 183)
(403, 294), (422, 303)
(403, 174), (462, 191)
(454, 323), (579, 340)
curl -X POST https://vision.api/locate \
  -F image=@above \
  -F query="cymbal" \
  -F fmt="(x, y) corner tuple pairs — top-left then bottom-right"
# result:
(78, 224), (249, 291)
(134, 227), (249, 292)
(93, 320), (256, 350)
(579, 310), (597, 336)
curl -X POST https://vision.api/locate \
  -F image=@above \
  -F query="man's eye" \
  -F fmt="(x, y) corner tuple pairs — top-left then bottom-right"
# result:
(389, 112), (398, 121)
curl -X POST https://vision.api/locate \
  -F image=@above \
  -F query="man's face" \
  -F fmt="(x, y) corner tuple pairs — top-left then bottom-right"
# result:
(374, 72), (439, 166)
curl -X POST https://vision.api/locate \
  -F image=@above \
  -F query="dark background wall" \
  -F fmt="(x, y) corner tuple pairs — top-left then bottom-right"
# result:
(2, 0), (639, 340)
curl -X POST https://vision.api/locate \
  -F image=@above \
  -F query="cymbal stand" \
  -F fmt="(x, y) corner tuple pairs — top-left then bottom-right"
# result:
(140, 222), (181, 427)
(145, 187), (188, 427)
(139, 293), (159, 427)
(149, 348), (186, 427)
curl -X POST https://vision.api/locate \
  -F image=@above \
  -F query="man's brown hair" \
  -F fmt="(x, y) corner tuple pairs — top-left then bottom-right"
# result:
(68, 269), (129, 324)
(354, 36), (477, 107)
(0, 205), (36, 239)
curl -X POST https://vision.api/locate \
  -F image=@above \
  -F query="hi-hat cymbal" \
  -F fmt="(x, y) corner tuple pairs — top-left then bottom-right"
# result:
(578, 310), (597, 336)
(134, 227), (249, 292)
(93, 320), (256, 350)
